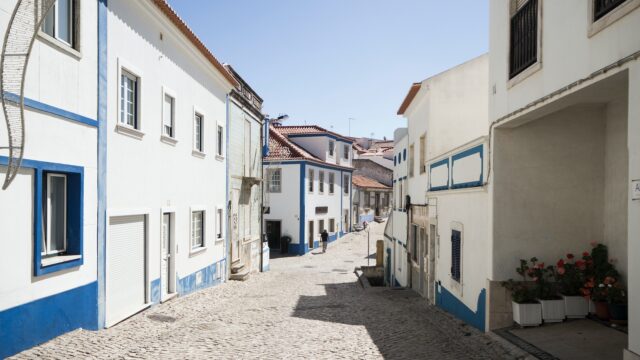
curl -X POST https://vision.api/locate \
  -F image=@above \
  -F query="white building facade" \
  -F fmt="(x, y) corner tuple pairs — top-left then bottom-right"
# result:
(397, 55), (490, 331)
(488, 1), (640, 356)
(102, 0), (236, 327)
(263, 125), (353, 255)
(384, 128), (409, 287)
(0, 0), (101, 356)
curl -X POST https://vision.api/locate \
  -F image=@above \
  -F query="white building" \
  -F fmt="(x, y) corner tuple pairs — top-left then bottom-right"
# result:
(225, 64), (264, 279)
(384, 128), (409, 287)
(0, 0), (101, 356)
(102, 0), (236, 327)
(263, 125), (353, 255)
(397, 55), (489, 330)
(352, 174), (392, 227)
(488, 1), (639, 357)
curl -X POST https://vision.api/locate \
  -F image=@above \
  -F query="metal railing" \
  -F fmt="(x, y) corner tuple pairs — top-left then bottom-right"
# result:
(509, 0), (538, 79)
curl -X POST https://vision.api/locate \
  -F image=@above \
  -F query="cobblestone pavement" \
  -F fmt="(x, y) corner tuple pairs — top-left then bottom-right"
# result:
(13, 222), (524, 360)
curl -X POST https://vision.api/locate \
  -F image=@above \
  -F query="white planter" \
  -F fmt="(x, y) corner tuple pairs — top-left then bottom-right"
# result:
(512, 301), (542, 327)
(539, 298), (566, 322)
(563, 295), (588, 318)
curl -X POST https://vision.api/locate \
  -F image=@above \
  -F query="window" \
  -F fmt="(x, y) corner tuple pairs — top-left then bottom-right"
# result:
(217, 125), (224, 156)
(194, 113), (204, 152)
(419, 135), (426, 174)
(451, 230), (462, 282)
(409, 144), (415, 177)
(120, 70), (139, 129)
(42, 0), (76, 48)
(399, 182), (403, 209)
(267, 168), (281, 193)
(403, 149), (407, 161)
(594, 0), (627, 20)
(343, 174), (349, 194)
(364, 191), (370, 207)
(319, 171), (325, 193)
(370, 192), (375, 207)
(43, 174), (67, 255)
(329, 218), (336, 233)
(343, 144), (350, 160)
(308, 169), (314, 192)
(319, 219), (325, 233)
(509, 0), (539, 79)
(329, 173), (335, 194)
(216, 208), (223, 239)
(191, 211), (204, 249)
(163, 94), (175, 138)
(329, 141), (335, 157)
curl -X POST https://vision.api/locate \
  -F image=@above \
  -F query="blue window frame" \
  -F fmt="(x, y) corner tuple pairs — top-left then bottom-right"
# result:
(451, 144), (484, 189)
(0, 157), (84, 276)
(403, 149), (407, 161)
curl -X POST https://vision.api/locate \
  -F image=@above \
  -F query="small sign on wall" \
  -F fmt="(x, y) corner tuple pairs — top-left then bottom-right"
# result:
(633, 180), (640, 200)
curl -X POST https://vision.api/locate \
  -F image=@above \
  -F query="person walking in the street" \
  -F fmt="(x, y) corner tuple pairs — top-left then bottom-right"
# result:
(321, 229), (329, 253)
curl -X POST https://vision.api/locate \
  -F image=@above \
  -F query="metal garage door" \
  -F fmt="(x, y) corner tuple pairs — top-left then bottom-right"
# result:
(107, 215), (146, 327)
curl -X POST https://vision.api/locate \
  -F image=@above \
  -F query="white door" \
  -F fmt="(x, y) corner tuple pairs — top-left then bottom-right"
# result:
(107, 215), (146, 327)
(161, 213), (173, 300)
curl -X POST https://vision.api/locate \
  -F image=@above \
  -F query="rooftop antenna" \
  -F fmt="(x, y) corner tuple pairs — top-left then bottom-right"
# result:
(1, 0), (56, 190)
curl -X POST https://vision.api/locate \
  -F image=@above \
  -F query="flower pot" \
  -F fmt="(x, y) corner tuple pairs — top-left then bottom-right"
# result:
(594, 301), (610, 321)
(562, 295), (588, 319)
(608, 303), (628, 321)
(539, 298), (565, 323)
(589, 300), (596, 314)
(512, 301), (542, 327)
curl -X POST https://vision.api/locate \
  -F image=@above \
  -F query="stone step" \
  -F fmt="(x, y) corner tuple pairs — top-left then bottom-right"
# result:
(229, 269), (250, 281)
(231, 262), (246, 274)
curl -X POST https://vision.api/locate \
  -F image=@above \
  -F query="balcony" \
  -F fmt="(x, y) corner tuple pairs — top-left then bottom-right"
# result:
(594, 0), (627, 20)
(509, 0), (538, 79)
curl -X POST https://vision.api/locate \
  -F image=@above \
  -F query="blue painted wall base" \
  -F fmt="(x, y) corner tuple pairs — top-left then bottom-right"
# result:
(290, 231), (348, 255)
(436, 284), (486, 332)
(0, 282), (98, 358)
(177, 260), (226, 296)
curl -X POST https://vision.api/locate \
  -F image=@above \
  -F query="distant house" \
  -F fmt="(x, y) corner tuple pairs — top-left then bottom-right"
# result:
(225, 64), (264, 280)
(263, 125), (354, 254)
(352, 175), (392, 227)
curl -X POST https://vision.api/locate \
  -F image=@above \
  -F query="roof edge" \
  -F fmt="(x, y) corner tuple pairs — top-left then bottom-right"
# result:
(397, 83), (422, 115)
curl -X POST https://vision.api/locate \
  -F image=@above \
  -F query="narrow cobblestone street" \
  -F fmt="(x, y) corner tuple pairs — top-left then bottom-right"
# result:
(13, 222), (519, 359)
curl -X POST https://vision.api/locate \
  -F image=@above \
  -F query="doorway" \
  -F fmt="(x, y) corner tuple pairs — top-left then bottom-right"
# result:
(161, 213), (175, 301)
(266, 220), (281, 250)
(427, 224), (437, 303)
(231, 189), (240, 263)
(308, 220), (314, 249)
(375, 193), (380, 216)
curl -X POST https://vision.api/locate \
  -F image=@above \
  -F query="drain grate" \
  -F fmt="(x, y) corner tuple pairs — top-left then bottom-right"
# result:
(147, 314), (177, 323)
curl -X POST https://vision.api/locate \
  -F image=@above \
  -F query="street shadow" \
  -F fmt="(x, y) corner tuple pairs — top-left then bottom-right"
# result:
(269, 250), (299, 259)
(291, 282), (498, 359)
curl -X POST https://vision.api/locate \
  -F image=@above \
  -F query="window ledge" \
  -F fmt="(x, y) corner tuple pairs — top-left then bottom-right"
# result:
(161, 135), (178, 146)
(189, 247), (207, 257)
(507, 62), (542, 89)
(589, 0), (640, 37)
(116, 124), (145, 140)
(192, 150), (206, 158)
(216, 237), (224, 244)
(41, 254), (82, 267)
(215, 155), (225, 162)
(37, 31), (82, 60)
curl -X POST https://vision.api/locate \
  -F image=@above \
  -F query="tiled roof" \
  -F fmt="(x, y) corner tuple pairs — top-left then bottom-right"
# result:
(352, 175), (391, 190)
(151, 0), (238, 88)
(397, 82), (422, 115)
(275, 125), (354, 142)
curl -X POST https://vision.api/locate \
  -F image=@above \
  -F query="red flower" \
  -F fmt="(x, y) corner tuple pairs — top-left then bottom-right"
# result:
(583, 251), (590, 257)
(557, 259), (565, 267)
(557, 267), (566, 275)
(576, 260), (586, 270)
(566, 253), (574, 260)
(536, 262), (545, 269)
(580, 288), (591, 297)
(604, 276), (616, 285)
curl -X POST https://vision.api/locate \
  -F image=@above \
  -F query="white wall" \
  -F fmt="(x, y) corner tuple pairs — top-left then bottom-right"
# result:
(263, 163), (301, 244)
(106, 0), (231, 289)
(391, 130), (409, 286)
(289, 136), (352, 167)
(0, 0), (98, 310)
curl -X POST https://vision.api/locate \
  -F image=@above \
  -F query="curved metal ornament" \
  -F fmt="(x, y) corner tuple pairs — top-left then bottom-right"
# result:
(1, 0), (56, 190)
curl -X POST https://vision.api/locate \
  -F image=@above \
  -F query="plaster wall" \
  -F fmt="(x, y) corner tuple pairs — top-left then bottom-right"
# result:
(106, 0), (230, 292)
(263, 163), (301, 245)
(353, 159), (393, 187)
(304, 164), (350, 246)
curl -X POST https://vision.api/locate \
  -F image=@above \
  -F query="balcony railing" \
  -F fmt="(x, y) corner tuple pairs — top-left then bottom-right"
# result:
(594, 0), (626, 21)
(509, 0), (538, 79)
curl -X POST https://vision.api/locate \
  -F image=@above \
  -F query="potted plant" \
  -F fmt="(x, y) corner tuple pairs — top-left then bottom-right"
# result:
(528, 258), (565, 323)
(580, 243), (620, 321)
(555, 253), (588, 318)
(502, 259), (542, 327)
(606, 277), (627, 323)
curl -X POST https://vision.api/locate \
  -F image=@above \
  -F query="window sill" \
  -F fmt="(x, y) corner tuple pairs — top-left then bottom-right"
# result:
(507, 62), (542, 89)
(215, 155), (225, 162)
(116, 124), (145, 140)
(161, 135), (178, 146)
(189, 247), (207, 257)
(37, 31), (82, 60)
(41, 254), (82, 267)
(216, 237), (224, 244)
(588, 0), (640, 37)
(192, 150), (206, 158)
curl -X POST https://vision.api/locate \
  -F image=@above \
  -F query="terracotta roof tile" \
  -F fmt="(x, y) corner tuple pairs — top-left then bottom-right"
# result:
(352, 175), (391, 190)
(274, 125), (354, 142)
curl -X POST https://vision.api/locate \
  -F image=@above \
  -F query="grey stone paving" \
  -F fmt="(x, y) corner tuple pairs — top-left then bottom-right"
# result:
(13, 222), (523, 359)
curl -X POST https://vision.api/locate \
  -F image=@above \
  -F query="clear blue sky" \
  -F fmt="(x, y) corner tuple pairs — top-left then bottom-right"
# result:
(167, 0), (488, 140)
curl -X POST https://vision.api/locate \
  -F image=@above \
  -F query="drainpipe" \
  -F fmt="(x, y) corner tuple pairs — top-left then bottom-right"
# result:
(260, 115), (267, 271)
